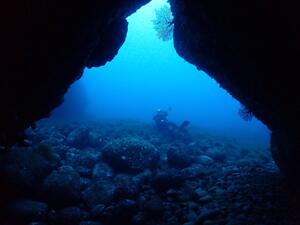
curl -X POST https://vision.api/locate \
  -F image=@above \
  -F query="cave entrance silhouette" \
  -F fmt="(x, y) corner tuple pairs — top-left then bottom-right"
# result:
(51, 0), (270, 149)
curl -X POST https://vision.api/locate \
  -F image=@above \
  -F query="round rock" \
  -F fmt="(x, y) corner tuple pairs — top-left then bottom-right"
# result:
(102, 137), (160, 173)
(41, 166), (81, 206)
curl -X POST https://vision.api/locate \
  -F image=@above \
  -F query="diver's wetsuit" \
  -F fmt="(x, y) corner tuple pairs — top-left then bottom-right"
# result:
(153, 110), (191, 141)
(153, 110), (177, 133)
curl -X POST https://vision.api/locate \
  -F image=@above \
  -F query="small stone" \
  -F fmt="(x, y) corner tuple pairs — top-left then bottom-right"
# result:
(194, 187), (208, 198)
(186, 210), (198, 221)
(77, 167), (91, 177)
(242, 204), (251, 212)
(79, 221), (103, 225)
(132, 212), (147, 225)
(80, 177), (92, 190)
(182, 222), (195, 225)
(9, 200), (48, 222)
(113, 183), (139, 201)
(151, 170), (184, 192)
(143, 196), (164, 216)
(213, 187), (225, 195)
(187, 202), (199, 210)
(206, 147), (227, 163)
(227, 184), (238, 193)
(28, 222), (47, 225)
(199, 195), (213, 203)
(181, 165), (209, 179)
(167, 189), (178, 197)
(82, 181), (115, 208)
(56, 207), (82, 225)
(198, 155), (214, 165)
(90, 204), (106, 220)
(203, 220), (215, 225)
(167, 147), (194, 169)
(106, 199), (138, 225)
(92, 162), (114, 180)
(196, 209), (221, 224)
(47, 209), (57, 223)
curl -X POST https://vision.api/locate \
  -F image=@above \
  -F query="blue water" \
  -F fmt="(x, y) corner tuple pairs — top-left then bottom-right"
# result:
(52, 0), (270, 149)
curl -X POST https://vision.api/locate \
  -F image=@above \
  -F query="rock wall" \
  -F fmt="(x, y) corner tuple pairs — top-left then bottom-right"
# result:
(0, 0), (150, 145)
(169, 0), (300, 181)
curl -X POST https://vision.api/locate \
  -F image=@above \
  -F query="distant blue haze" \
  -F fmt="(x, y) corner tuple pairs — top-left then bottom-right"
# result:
(51, 0), (270, 149)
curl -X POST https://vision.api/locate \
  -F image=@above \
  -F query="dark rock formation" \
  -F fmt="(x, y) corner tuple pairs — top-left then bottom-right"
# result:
(0, 0), (150, 146)
(169, 0), (300, 181)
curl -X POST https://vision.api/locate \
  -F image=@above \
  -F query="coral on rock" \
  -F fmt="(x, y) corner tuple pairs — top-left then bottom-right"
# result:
(102, 137), (160, 173)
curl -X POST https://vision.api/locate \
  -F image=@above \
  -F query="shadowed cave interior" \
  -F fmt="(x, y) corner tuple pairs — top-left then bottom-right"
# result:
(0, 0), (299, 224)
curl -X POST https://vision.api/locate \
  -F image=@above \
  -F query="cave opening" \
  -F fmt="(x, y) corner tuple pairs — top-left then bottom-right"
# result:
(4, 0), (300, 224)
(51, 0), (270, 149)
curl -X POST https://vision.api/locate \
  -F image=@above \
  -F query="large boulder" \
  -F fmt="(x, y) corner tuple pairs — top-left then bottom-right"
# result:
(7, 200), (48, 223)
(66, 127), (91, 148)
(0, 144), (60, 193)
(104, 199), (138, 225)
(150, 170), (185, 192)
(92, 162), (114, 181)
(113, 175), (140, 201)
(141, 196), (164, 217)
(64, 147), (101, 171)
(167, 147), (194, 169)
(82, 181), (115, 208)
(102, 137), (160, 173)
(41, 166), (81, 206)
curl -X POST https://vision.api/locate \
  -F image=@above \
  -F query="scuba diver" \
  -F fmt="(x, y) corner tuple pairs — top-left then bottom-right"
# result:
(153, 109), (175, 131)
(153, 108), (190, 140)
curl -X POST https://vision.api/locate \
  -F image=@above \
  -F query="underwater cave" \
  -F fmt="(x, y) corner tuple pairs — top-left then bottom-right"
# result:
(0, 0), (299, 224)
(52, 0), (270, 148)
